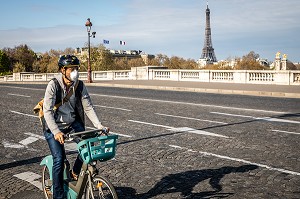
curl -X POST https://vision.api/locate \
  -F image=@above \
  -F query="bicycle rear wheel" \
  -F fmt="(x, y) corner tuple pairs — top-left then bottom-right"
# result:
(42, 166), (53, 199)
(84, 176), (118, 199)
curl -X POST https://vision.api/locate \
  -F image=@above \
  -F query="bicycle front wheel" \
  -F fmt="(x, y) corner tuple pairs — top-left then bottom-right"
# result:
(42, 166), (52, 199)
(84, 176), (118, 199)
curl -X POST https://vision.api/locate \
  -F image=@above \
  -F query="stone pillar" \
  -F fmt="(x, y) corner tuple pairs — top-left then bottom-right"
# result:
(274, 52), (281, 70)
(281, 54), (287, 70)
(275, 58), (281, 70)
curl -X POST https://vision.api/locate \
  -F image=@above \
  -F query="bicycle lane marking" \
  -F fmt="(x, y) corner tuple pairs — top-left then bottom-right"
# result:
(169, 145), (300, 176)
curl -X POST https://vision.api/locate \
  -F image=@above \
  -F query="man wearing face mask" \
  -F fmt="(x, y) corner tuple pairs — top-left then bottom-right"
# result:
(43, 55), (107, 199)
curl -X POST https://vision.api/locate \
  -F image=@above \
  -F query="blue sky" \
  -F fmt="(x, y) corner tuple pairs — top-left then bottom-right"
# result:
(0, 0), (299, 62)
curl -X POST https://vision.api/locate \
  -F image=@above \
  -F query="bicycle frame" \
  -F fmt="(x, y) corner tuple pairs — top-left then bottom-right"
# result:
(40, 155), (91, 199)
(41, 155), (94, 199)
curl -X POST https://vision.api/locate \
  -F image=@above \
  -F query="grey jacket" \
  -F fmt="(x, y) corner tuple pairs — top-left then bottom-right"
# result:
(43, 73), (102, 135)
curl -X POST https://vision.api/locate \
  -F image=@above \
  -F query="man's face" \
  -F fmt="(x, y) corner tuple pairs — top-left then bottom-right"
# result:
(62, 66), (79, 82)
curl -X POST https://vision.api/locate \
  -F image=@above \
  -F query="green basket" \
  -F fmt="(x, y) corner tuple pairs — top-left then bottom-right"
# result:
(77, 134), (118, 164)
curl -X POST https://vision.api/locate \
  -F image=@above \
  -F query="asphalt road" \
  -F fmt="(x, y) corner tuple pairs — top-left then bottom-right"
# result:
(0, 83), (300, 198)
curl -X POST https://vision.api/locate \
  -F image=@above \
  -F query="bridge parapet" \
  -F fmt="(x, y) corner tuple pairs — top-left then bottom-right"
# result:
(1, 68), (299, 85)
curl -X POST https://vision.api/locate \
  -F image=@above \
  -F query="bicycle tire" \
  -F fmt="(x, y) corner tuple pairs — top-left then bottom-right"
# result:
(84, 176), (118, 199)
(42, 166), (53, 199)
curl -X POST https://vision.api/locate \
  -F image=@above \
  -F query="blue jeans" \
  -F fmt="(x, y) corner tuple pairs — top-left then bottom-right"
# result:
(44, 121), (84, 199)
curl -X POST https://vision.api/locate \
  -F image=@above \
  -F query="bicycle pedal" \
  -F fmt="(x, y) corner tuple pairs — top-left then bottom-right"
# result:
(70, 170), (78, 181)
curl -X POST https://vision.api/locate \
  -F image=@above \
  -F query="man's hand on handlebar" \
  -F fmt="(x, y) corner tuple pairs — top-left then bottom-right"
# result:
(55, 132), (65, 144)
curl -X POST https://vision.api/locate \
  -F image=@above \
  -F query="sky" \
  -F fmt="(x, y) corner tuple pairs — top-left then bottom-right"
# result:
(0, 0), (299, 62)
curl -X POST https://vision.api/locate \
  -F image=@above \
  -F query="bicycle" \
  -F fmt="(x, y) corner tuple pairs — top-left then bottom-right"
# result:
(40, 129), (119, 199)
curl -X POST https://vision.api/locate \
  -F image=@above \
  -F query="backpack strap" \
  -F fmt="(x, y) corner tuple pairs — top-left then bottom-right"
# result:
(53, 80), (79, 111)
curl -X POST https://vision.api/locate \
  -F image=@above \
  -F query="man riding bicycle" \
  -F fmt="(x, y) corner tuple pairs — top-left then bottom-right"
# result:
(43, 55), (107, 199)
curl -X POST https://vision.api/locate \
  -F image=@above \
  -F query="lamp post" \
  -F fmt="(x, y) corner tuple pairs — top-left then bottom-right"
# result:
(85, 18), (96, 83)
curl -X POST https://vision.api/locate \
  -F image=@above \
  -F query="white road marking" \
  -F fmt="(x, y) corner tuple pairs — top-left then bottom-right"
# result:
(128, 120), (173, 128)
(14, 172), (42, 190)
(169, 145), (300, 176)
(91, 94), (287, 114)
(211, 112), (254, 118)
(8, 93), (31, 97)
(18, 137), (39, 146)
(94, 105), (132, 112)
(272, 130), (300, 135)
(24, 132), (45, 140)
(128, 120), (228, 138)
(1, 85), (44, 91)
(2, 132), (44, 149)
(261, 117), (300, 124)
(9, 110), (38, 118)
(2, 140), (24, 149)
(168, 127), (229, 138)
(155, 113), (228, 124)
(211, 112), (300, 124)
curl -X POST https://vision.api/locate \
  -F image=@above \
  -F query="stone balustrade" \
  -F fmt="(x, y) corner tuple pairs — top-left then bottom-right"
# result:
(0, 67), (299, 85)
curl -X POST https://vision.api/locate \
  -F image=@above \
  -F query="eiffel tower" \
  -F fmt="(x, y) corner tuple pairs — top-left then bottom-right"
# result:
(200, 1), (217, 63)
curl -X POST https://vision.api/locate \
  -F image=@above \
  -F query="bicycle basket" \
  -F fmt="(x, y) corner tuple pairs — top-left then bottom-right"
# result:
(77, 134), (118, 164)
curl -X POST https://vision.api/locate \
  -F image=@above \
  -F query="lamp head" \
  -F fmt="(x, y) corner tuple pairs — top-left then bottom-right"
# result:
(85, 18), (92, 32)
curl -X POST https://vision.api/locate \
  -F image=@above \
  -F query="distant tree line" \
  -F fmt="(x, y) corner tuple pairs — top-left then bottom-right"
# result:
(1, 44), (295, 76)
(0, 44), (200, 75)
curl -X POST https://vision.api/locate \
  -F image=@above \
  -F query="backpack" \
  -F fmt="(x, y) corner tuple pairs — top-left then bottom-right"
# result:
(33, 78), (79, 129)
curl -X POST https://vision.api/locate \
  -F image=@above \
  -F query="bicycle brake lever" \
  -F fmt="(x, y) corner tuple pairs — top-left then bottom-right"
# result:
(101, 127), (109, 136)
(64, 133), (73, 141)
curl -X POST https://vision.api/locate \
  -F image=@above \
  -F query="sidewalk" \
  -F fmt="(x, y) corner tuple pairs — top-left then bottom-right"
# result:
(90, 80), (300, 98)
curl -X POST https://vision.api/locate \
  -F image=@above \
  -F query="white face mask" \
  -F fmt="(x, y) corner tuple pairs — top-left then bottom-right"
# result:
(70, 70), (79, 81)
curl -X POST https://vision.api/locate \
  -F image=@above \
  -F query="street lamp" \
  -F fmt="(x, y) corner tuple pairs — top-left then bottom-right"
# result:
(85, 18), (96, 83)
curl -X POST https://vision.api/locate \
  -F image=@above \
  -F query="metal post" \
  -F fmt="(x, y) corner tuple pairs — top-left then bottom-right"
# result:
(87, 31), (92, 83)
(85, 18), (94, 83)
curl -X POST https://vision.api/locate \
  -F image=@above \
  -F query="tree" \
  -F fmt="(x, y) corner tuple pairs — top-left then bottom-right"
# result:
(13, 44), (36, 72)
(235, 51), (266, 70)
(127, 58), (145, 69)
(152, 55), (197, 69)
(3, 44), (36, 72)
(0, 50), (11, 74)
(86, 44), (115, 71)
(113, 58), (129, 70)
(13, 62), (26, 73)
(33, 52), (59, 73)
(62, 47), (75, 55)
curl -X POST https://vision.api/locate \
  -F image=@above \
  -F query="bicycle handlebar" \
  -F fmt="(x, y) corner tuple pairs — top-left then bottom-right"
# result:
(65, 128), (109, 139)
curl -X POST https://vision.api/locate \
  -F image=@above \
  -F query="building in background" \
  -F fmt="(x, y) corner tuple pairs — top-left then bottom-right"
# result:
(75, 47), (155, 65)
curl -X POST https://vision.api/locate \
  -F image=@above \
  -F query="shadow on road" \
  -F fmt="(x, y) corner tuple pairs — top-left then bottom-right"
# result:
(0, 151), (77, 170)
(116, 164), (258, 199)
(1, 112), (298, 170)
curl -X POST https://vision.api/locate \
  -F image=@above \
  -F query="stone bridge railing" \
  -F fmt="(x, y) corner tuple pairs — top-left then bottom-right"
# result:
(0, 67), (299, 85)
